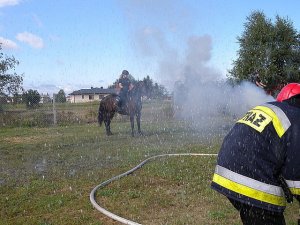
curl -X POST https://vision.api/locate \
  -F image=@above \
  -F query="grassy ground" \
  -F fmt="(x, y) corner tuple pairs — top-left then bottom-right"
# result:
(0, 100), (299, 225)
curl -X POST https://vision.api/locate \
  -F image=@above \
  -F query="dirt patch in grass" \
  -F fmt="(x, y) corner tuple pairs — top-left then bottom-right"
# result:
(3, 136), (46, 144)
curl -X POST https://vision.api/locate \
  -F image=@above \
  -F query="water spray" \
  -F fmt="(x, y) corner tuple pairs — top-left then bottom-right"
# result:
(90, 153), (217, 225)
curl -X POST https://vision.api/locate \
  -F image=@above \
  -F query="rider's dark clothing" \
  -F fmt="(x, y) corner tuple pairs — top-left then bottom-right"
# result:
(117, 76), (131, 110)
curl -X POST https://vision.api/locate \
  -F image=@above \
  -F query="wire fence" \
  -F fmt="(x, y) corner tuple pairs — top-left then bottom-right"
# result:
(0, 95), (99, 128)
(0, 97), (174, 128)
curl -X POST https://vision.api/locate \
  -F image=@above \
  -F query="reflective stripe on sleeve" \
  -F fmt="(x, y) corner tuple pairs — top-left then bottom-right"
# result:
(255, 104), (291, 137)
(213, 165), (286, 206)
(286, 180), (300, 195)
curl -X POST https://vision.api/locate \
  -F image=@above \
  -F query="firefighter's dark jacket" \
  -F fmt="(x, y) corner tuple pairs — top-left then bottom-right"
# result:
(211, 101), (300, 212)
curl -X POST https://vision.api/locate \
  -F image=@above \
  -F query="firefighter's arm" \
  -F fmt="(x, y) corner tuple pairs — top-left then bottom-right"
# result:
(119, 82), (123, 88)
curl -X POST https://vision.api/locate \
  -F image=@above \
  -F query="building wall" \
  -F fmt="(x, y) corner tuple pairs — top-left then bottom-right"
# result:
(69, 94), (110, 103)
(40, 95), (52, 104)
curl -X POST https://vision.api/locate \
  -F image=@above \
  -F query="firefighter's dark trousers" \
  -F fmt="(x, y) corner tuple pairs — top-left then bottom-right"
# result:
(228, 198), (286, 225)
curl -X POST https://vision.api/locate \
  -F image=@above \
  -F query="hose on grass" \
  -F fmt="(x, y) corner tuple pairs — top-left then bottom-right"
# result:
(90, 153), (218, 225)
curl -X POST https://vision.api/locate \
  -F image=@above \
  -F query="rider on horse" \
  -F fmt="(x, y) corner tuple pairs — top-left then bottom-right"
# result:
(116, 70), (133, 112)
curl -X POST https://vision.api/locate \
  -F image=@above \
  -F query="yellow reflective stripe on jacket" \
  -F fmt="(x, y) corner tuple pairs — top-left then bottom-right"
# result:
(257, 104), (290, 137)
(290, 188), (300, 195)
(237, 104), (290, 138)
(213, 165), (286, 206)
(286, 180), (300, 195)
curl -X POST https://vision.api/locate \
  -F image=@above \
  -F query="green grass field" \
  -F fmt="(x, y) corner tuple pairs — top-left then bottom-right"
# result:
(0, 100), (298, 225)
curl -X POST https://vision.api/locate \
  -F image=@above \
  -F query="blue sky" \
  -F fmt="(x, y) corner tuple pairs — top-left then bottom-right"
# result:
(1, 0), (300, 95)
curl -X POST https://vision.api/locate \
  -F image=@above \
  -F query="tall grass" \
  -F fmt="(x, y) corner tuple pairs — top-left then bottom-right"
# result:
(0, 102), (100, 127)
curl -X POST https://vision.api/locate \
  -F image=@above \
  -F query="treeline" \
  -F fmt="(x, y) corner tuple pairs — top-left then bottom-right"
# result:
(1, 89), (67, 109)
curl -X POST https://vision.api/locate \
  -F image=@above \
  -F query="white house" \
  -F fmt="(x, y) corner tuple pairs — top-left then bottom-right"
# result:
(40, 93), (52, 104)
(68, 87), (116, 103)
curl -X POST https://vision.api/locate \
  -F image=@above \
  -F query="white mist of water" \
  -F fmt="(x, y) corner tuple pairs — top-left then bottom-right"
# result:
(165, 35), (274, 133)
(121, 2), (275, 133)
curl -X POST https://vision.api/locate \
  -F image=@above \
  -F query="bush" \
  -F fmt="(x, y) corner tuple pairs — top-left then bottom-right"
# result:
(0, 111), (53, 127)
(57, 111), (81, 125)
(23, 89), (40, 109)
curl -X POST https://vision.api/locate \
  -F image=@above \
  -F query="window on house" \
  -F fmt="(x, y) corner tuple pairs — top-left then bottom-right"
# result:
(82, 95), (84, 99)
(89, 95), (94, 100)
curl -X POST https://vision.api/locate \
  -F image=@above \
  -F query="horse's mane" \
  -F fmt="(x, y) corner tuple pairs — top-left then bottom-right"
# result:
(110, 93), (118, 97)
(101, 93), (117, 101)
(130, 81), (144, 95)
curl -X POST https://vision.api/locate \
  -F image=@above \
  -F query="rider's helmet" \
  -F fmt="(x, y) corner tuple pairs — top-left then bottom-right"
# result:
(121, 70), (129, 78)
(276, 83), (300, 102)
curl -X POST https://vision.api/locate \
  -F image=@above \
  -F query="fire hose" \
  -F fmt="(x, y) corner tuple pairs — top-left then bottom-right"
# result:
(90, 153), (217, 225)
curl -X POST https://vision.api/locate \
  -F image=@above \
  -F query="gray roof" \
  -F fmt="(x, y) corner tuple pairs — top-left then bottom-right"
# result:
(69, 87), (116, 95)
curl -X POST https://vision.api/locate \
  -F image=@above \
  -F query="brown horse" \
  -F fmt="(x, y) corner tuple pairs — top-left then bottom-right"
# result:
(98, 81), (146, 136)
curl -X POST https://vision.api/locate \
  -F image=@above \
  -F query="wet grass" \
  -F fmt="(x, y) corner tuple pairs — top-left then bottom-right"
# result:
(0, 100), (299, 225)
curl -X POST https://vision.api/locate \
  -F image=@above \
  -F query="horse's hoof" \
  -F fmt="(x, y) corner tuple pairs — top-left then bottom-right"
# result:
(138, 131), (144, 136)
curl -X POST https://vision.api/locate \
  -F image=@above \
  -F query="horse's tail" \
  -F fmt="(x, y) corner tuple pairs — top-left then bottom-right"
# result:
(98, 101), (104, 126)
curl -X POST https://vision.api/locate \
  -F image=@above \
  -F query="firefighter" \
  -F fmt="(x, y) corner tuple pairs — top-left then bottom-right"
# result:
(211, 83), (300, 225)
(254, 72), (266, 88)
(116, 70), (132, 111)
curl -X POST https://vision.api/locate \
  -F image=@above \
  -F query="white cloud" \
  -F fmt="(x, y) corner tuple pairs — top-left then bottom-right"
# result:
(16, 32), (44, 49)
(0, 36), (18, 49)
(0, 0), (21, 8)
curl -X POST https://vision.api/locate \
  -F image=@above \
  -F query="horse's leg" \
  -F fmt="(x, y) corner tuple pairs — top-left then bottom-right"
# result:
(107, 122), (112, 136)
(104, 120), (110, 135)
(130, 113), (135, 137)
(136, 112), (142, 135)
(107, 112), (116, 135)
(104, 113), (112, 135)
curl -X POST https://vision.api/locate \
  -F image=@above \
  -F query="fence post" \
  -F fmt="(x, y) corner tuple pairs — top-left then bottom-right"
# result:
(53, 94), (57, 125)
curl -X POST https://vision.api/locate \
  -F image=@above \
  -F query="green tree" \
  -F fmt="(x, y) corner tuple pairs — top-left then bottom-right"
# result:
(0, 45), (23, 97)
(228, 11), (300, 96)
(12, 93), (23, 104)
(272, 16), (300, 84)
(143, 75), (154, 98)
(55, 89), (66, 103)
(23, 89), (40, 109)
(152, 83), (168, 99)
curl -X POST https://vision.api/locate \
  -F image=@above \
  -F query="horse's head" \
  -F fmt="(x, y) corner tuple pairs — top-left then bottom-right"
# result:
(131, 80), (147, 97)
